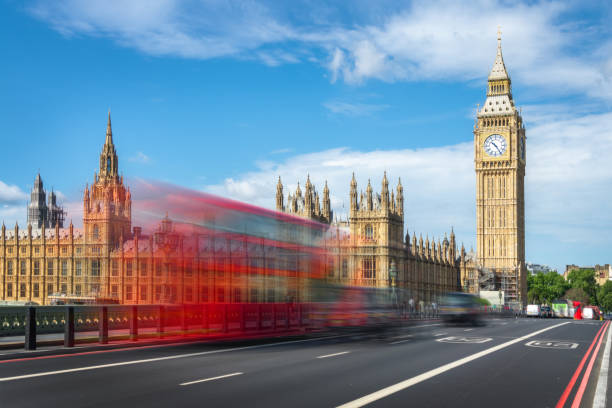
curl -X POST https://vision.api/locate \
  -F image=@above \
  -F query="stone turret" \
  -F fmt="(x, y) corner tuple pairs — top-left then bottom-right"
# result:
(381, 172), (389, 211)
(275, 176), (284, 211)
(279, 176), (331, 224)
(350, 173), (358, 211)
(83, 112), (132, 248)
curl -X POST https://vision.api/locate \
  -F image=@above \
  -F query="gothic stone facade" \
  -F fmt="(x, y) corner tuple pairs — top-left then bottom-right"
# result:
(0, 114), (228, 305)
(27, 173), (65, 229)
(276, 173), (465, 304)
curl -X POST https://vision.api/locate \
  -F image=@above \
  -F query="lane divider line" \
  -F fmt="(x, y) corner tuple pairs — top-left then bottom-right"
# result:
(389, 339), (412, 345)
(0, 334), (349, 382)
(180, 372), (243, 386)
(555, 321), (608, 408)
(570, 321), (610, 408)
(593, 320), (612, 408)
(390, 334), (413, 340)
(336, 322), (569, 408)
(317, 351), (350, 359)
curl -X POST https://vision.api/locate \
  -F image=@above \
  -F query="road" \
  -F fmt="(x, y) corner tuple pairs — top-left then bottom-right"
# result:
(0, 318), (609, 408)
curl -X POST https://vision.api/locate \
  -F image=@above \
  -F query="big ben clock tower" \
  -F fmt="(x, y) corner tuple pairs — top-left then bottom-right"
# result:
(475, 30), (527, 305)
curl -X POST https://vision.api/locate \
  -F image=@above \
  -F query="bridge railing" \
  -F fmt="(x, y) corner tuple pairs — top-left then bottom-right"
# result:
(1, 303), (310, 351)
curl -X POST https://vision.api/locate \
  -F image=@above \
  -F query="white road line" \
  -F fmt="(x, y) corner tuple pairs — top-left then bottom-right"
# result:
(0, 334), (348, 383)
(336, 322), (569, 408)
(317, 351), (350, 359)
(411, 324), (442, 329)
(180, 372), (243, 386)
(593, 320), (612, 408)
(391, 334), (413, 340)
(433, 332), (448, 337)
(389, 339), (412, 345)
(464, 329), (474, 332)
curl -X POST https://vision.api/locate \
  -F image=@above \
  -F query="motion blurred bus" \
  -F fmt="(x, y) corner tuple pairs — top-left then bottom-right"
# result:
(134, 181), (328, 307)
(133, 181), (405, 334)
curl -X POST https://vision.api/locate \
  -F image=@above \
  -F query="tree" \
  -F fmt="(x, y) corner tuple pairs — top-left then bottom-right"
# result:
(600, 293), (612, 313)
(564, 287), (590, 304)
(527, 272), (569, 304)
(598, 281), (612, 311)
(566, 268), (598, 303)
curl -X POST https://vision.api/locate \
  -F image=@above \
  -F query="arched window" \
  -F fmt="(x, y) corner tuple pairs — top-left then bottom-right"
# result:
(107, 157), (111, 172)
(93, 224), (99, 239)
(365, 224), (373, 240)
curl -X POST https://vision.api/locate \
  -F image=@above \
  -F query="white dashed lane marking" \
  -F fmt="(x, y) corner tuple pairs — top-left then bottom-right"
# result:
(180, 372), (243, 386)
(317, 351), (351, 359)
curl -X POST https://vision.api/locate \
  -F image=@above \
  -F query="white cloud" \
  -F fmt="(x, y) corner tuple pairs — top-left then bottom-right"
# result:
(129, 152), (151, 164)
(28, 0), (612, 100)
(0, 181), (27, 204)
(206, 109), (612, 271)
(323, 100), (389, 116)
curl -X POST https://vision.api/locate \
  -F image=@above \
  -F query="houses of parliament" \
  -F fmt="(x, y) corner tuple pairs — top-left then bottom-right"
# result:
(0, 33), (526, 306)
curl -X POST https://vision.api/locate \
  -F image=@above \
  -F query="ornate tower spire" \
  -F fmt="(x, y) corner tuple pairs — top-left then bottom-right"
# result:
(396, 177), (404, 217)
(381, 171), (389, 210)
(304, 175), (312, 216)
(99, 111), (119, 182)
(489, 27), (509, 81)
(106, 110), (113, 146)
(366, 179), (373, 211)
(295, 181), (302, 197)
(275, 176), (284, 211)
(350, 173), (358, 212)
(322, 180), (331, 221)
(27, 172), (48, 228)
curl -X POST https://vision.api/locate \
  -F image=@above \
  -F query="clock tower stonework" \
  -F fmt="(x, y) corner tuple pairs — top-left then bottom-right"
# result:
(474, 31), (527, 305)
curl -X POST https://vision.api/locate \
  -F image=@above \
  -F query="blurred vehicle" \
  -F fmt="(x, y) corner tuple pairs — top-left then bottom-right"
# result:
(582, 306), (602, 320)
(439, 292), (483, 325)
(540, 305), (553, 318)
(310, 283), (404, 335)
(552, 301), (570, 318)
(592, 306), (603, 320)
(526, 304), (540, 317)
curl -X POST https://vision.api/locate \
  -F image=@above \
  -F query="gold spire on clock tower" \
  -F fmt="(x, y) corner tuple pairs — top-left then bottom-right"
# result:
(474, 30), (527, 305)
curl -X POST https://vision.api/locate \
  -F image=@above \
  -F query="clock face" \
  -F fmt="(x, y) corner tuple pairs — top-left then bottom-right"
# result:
(484, 134), (507, 157)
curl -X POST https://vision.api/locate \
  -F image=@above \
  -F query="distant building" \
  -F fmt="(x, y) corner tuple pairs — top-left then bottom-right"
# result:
(564, 264), (611, 286)
(27, 173), (65, 228)
(526, 263), (555, 275)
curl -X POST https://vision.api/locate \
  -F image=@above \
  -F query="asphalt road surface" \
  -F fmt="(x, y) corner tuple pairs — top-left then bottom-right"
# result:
(0, 318), (610, 408)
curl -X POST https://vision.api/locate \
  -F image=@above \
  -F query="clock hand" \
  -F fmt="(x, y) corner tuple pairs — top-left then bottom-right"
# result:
(491, 142), (502, 154)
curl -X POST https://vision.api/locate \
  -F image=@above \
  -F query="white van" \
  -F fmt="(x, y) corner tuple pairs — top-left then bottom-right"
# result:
(582, 307), (594, 319)
(526, 304), (540, 317)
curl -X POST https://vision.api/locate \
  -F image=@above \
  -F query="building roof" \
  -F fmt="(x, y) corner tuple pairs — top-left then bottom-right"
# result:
(488, 29), (509, 81)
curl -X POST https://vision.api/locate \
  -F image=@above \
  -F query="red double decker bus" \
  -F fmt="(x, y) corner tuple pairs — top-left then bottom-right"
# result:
(133, 181), (329, 308)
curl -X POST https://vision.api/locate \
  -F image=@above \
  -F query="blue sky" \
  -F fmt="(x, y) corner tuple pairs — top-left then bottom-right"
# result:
(0, 0), (611, 273)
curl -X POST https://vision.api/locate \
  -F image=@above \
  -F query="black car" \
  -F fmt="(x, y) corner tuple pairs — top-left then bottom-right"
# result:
(540, 306), (553, 318)
(439, 292), (483, 325)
